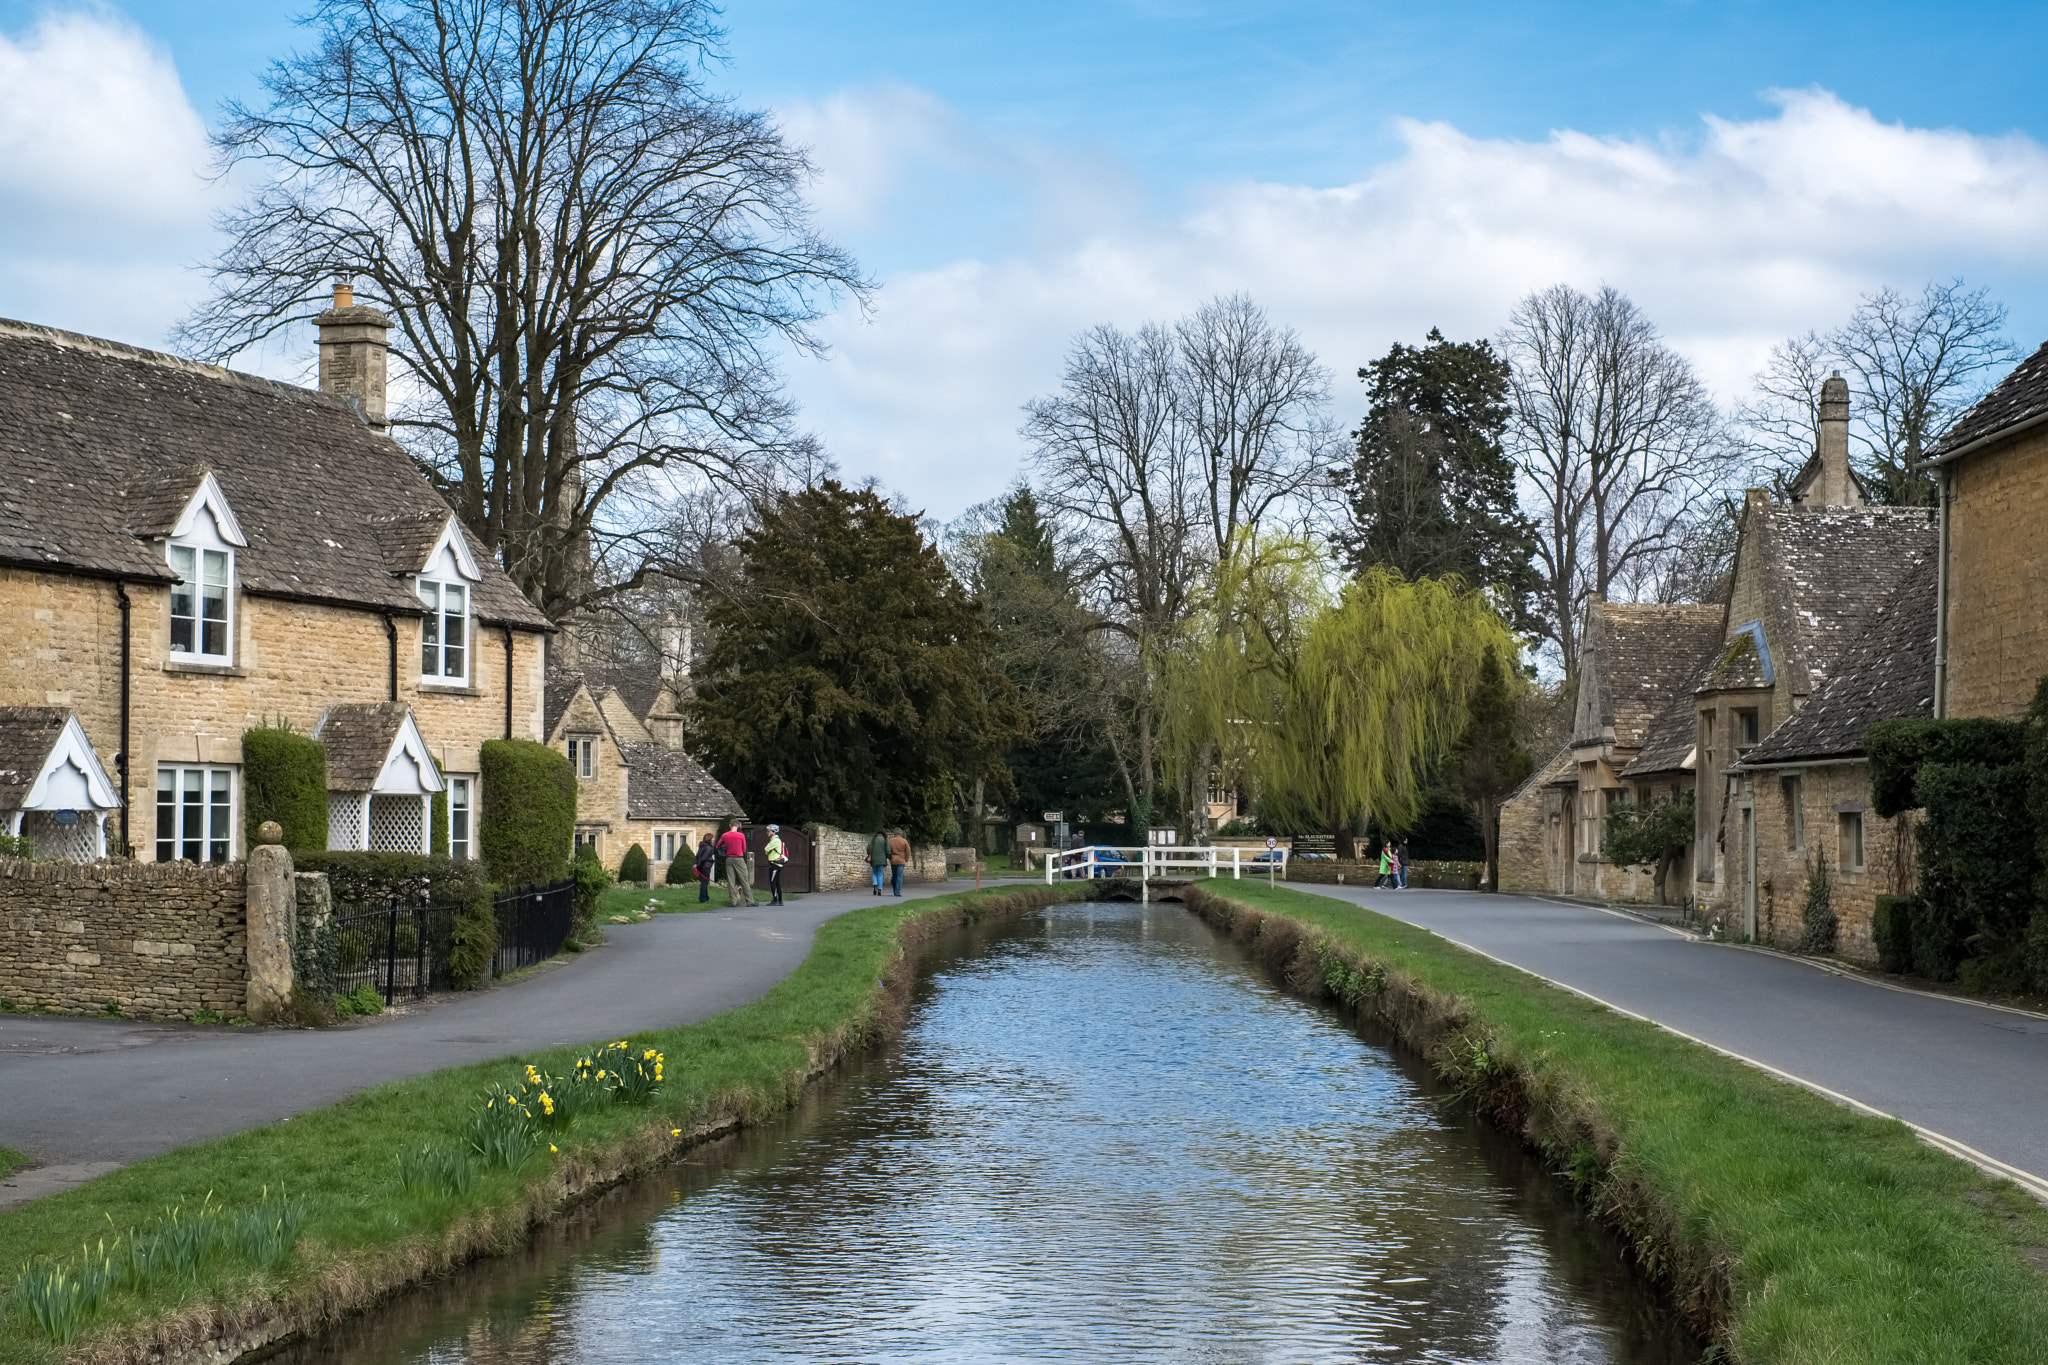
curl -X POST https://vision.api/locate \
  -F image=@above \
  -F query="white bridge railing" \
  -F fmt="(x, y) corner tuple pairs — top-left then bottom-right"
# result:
(1044, 844), (1286, 901)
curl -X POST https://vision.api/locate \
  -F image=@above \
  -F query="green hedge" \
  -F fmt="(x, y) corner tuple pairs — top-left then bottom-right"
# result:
(1866, 717), (2023, 817)
(619, 843), (649, 884)
(290, 851), (496, 992)
(242, 727), (328, 852)
(1872, 894), (1914, 974)
(666, 847), (696, 886)
(478, 739), (575, 886)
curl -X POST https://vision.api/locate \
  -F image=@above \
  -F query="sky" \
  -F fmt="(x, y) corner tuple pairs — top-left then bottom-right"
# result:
(7, 0), (2048, 518)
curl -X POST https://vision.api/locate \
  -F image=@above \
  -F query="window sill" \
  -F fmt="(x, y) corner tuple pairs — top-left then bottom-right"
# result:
(163, 659), (246, 677)
(418, 682), (484, 697)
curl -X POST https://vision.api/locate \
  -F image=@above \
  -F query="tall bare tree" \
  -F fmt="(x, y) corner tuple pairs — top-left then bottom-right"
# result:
(1734, 331), (1833, 494)
(1500, 284), (1728, 686)
(180, 0), (865, 621)
(1023, 295), (1329, 834)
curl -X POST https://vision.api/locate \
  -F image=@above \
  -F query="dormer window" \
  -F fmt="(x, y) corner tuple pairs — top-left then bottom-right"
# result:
(163, 472), (245, 666)
(417, 580), (468, 682)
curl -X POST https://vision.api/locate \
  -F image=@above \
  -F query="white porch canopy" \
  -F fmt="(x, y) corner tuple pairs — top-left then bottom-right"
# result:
(0, 710), (122, 862)
(314, 704), (445, 854)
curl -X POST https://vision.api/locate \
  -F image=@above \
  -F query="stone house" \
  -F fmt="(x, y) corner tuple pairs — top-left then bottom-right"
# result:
(1927, 339), (2048, 719)
(544, 662), (742, 880)
(0, 294), (553, 864)
(1500, 376), (1939, 960)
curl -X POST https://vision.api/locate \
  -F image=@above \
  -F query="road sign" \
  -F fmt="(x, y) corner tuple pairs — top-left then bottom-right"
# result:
(1043, 811), (1062, 823)
(1265, 836), (1278, 849)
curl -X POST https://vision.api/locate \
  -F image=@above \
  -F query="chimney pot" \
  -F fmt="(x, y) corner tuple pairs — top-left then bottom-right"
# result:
(333, 281), (354, 309)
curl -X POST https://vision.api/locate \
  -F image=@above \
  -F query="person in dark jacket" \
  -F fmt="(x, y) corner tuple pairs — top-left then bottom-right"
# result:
(693, 834), (717, 903)
(866, 830), (890, 896)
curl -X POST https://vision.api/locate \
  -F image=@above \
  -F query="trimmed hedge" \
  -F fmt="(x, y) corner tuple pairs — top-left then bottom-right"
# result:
(242, 726), (328, 852)
(619, 843), (649, 884)
(290, 851), (496, 991)
(1867, 717), (2023, 817)
(1872, 895), (1914, 975)
(666, 846), (696, 886)
(479, 739), (575, 886)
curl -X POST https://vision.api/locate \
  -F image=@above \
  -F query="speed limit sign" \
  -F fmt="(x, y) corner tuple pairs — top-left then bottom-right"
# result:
(1265, 836), (1278, 849)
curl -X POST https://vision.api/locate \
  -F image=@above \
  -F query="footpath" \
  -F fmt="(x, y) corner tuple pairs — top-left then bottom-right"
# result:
(0, 880), (965, 1208)
(1312, 883), (2048, 1197)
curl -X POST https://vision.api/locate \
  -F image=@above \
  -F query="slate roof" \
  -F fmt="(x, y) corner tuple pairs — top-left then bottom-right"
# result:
(1573, 603), (1726, 749)
(623, 741), (745, 822)
(0, 319), (548, 628)
(1931, 337), (2048, 460)
(1740, 554), (1938, 766)
(314, 702), (409, 791)
(580, 661), (678, 722)
(1734, 504), (1936, 700)
(544, 674), (589, 739)
(0, 707), (69, 812)
(1621, 660), (1712, 778)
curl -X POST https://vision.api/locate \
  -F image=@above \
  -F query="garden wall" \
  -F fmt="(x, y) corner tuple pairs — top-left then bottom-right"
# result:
(809, 824), (954, 890)
(0, 856), (247, 1019)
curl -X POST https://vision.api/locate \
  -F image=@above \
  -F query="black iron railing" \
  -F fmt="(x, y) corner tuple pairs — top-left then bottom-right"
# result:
(328, 903), (459, 1005)
(493, 879), (576, 978)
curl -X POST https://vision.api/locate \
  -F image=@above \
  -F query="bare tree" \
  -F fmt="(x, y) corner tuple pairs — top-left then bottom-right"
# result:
(1500, 284), (1729, 686)
(180, 0), (866, 622)
(1831, 281), (2019, 505)
(1023, 297), (1330, 834)
(1733, 332), (1833, 495)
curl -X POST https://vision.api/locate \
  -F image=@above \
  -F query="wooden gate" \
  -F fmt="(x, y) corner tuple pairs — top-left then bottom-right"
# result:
(744, 825), (814, 894)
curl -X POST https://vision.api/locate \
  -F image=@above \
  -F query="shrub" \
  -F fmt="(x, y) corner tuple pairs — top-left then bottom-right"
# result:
(479, 739), (576, 885)
(665, 845), (696, 885)
(292, 851), (483, 912)
(446, 890), (497, 990)
(1797, 856), (1837, 954)
(1866, 716), (2023, 817)
(1908, 891), (1969, 982)
(572, 845), (611, 935)
(0, 832), (30, 859)
(619, 842), (649, 885)
(241, 726), (329, 852)
(1872, 895), (1914, 974)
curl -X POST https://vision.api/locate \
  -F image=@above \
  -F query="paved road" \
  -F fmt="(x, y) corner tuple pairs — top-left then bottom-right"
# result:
(1307, 884), (2048, 1194)
(0, 881), (967, 1204)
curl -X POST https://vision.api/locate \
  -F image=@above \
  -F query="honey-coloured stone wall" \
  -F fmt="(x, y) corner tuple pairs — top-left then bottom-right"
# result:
(1944, 429), (2048, 720)
(0, 856), (247, 1018)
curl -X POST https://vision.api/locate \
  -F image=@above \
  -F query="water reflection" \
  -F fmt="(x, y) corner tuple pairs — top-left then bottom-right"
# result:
(282, 901), (1699, 1364)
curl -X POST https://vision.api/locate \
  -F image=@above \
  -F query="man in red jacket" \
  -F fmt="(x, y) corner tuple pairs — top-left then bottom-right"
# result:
(718, 823), (755, 905)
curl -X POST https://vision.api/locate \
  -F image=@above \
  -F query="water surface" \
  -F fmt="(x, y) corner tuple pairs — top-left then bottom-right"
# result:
(284, 900), (1699, 1363)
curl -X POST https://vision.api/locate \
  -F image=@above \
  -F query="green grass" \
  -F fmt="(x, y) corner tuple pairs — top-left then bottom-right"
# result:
(598, 883), (803, 918)
(1193, 880), (2048, 1364)
(0, 883), (1080, 1363)
(950, 852), (1017, 877)
(0, 1149), (30, 1179)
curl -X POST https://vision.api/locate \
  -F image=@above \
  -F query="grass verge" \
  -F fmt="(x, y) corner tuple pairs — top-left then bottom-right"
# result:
(0, 882), (1087, 1365)
(599, 884), (802, 917)
(0, 1150), (29, 1180)
(1183, 880), (2048, 1365)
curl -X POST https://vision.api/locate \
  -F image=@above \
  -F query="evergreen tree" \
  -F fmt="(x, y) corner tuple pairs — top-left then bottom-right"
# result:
(1446, 645), (1535, 891)
(1338, 330), (1541, 636)
(689, 481), (1028, 840)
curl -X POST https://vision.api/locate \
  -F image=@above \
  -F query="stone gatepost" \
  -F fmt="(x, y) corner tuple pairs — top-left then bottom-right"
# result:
(245, 821), (296, 1019)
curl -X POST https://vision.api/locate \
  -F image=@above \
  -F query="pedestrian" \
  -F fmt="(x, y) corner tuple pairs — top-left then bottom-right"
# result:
(719, 822), (755, 905)
(692, 833), (716, 904)
(867, 829), (890, 896)
(887, 827), (910, 897)
(764, 824), (788, 905)
(1396, 838), (1412, 890)
(1376, 841), (1392, 889)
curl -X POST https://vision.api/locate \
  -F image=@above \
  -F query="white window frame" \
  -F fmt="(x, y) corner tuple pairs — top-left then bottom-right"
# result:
(569, 736), (596, 778)
(448, 775), (475, 861)
(156, 765), (236, 864)
(416, 579), (470, 684)
(167, 544), (235, 664)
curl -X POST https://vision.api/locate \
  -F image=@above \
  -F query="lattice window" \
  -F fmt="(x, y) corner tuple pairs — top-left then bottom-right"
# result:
(23, 811), (97, 863)
(369, 795), (425, 853)
(328, 794), (363, 851)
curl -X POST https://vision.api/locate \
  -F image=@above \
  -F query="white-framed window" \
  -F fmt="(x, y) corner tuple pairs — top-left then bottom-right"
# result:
(449, 776), (474, 861)
(568, 736), (596, 778)
(652, 830), (691, 862)
(1838, 811), (1865, 874)
(156, 765), (234, 864)
(168, 544), (233, 662)
(417, 580), (469, 682)
(574, 827), (602, 859)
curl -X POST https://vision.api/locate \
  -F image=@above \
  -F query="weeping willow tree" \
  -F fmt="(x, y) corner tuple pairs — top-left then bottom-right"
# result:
(1164, 558), (1517, 857)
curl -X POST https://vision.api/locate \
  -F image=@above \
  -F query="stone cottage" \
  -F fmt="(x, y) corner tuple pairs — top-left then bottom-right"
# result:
(544, 662), (742, 879)
(0, 292), (553, 863)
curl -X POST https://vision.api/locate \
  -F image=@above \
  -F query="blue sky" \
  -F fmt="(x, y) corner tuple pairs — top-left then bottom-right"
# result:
(6, 1), (2048, 512)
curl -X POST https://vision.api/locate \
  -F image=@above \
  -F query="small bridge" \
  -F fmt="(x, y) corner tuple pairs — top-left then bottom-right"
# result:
(1044, 845), (1289, 902)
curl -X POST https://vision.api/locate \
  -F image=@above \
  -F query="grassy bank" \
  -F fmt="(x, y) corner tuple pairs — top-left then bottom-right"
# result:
(1182, 880), (2048, 1364)
(0, 883), (1085, 1365)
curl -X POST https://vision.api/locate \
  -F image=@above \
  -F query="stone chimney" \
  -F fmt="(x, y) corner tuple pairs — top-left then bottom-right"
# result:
(1791, 372), (1863, 511)
(315, 282), (392, 433)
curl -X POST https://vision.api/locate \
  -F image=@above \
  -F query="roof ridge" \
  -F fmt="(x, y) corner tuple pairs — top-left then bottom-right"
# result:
(0, 316), (350, 414)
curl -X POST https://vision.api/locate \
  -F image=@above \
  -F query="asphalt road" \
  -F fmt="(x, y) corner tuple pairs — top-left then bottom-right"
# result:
(1310, 883), (2048, 1194)
(0, 880), (963, 1203)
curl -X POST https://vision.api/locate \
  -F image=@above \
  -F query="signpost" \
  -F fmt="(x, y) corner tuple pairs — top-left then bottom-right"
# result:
(1266, 836), (1278, 887)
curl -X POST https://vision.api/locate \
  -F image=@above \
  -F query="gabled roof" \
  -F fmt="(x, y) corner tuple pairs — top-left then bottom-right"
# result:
(1572, 603), (1726, 750)
(580, 660), (678, 722)
(1732, 503), (1937, 700)
(1931, 337), (2048, 461)
(623, 741), (745, 822)
(0, 319), (547, 628)
(1621, 659), (1712, 779)
(314, 702), (445, 794)
(0, 708), (120, 812)
(1740, 554), (1939, 767)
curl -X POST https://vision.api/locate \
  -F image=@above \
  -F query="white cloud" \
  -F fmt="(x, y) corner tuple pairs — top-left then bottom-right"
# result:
(0, 9), (220, 344)
(785, 88), (2048, 518)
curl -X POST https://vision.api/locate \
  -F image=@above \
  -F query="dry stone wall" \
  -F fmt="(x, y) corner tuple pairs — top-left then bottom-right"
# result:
(0, 856), (247, 1018)
(809, 825), (952, 890)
